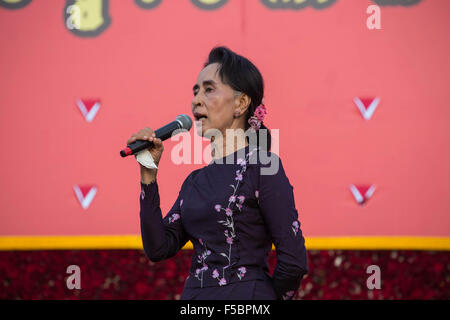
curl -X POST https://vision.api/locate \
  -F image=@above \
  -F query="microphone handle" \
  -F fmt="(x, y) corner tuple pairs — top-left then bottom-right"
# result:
(120, 120), (182, 157)
(154, 120), (183, 141)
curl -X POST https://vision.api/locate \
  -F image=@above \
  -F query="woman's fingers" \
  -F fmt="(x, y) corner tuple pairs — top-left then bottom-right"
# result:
(127, 128), (163, 166)
(128, 128), (155, 144)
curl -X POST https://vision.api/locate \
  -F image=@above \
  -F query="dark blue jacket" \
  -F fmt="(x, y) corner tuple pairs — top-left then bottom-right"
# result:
(139, 145), (308, 300)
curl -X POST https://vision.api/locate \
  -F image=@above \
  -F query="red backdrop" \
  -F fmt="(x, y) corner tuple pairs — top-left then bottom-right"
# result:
(0, 0), (449, 249)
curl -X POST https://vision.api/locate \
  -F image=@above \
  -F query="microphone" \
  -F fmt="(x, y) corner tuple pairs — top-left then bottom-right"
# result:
(120, 114), (193, 157)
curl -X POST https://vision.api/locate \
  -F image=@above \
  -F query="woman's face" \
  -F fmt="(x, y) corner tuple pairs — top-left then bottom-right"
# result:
(191, 63), (242, 138)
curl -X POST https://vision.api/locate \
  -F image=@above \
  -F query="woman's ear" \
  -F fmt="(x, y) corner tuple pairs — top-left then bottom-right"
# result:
(234, 93), (251, 117)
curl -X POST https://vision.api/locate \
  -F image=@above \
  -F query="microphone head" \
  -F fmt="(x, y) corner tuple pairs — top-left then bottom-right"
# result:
(176, 114), (193, 131)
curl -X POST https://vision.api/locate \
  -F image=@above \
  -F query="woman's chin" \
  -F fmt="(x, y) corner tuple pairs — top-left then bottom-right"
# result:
(195, 121), (210, 138)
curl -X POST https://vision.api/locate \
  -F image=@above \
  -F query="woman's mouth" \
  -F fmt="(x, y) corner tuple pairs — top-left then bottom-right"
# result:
(194, 112), (208, 122)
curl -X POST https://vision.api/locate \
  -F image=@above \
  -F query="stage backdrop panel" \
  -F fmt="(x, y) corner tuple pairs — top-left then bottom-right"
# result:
(0, 0), (449, 250)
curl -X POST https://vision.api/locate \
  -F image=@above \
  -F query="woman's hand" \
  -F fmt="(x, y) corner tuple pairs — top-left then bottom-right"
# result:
(127, 127), (164, 184)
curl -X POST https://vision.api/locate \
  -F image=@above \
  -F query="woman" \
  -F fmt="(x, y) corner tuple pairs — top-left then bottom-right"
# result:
(127, 46), (308, 300)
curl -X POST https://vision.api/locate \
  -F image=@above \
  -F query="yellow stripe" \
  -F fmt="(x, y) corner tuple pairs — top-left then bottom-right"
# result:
(304, 237), (450, 250)
(0, 236), (449, 250)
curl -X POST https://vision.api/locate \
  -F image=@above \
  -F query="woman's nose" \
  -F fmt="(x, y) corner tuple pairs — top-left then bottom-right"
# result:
(192, 94), (202, 109)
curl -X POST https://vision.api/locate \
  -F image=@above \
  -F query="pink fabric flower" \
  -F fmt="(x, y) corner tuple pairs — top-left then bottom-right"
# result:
(247, 103), (267, 130)
(237, 195), (245, 204)
(248, 117), (261, 130)
(225, 208), (233, 216)
(255, 190), (259, 198)
(214, 204), (221, 212)
(212, 269), (219, 279)
(254, 105), (266, 121)
(226, 237), (233, 245)
(229, 195), (236, 203)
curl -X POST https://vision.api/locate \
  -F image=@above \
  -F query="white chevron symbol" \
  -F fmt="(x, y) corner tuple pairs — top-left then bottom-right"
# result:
(353, 97), (380, 120)
(76, 99), (100, 122)
(73, 185), (97, 210)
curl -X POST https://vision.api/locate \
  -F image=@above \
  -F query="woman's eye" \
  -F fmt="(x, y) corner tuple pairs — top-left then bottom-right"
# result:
(193, 88), (213, 96)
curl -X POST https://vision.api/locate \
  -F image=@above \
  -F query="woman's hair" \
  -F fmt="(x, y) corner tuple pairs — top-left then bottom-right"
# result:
(203, 46), (271, 151)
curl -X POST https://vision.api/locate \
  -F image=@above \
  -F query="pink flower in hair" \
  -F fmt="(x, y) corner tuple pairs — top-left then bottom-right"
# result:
(254, 104), (267, 121)
(248, 117), (261, 130)
(248, 102), (267, 130)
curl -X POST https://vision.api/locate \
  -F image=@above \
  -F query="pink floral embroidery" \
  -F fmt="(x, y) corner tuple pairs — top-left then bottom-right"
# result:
(140, 190), (145, 200)
(236, 195), (246, 211)
(213, 147), (258, 286)
(237, 266), (247, 280)
(212, 269), (220, 278)
(168, 213), (180, 224)
(194, 238), (211, 288)
(292, 220), (300, 236)
(180, 199), (183, 207)
(283, 290), (295, 300)
(225, 208), (233, 216)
